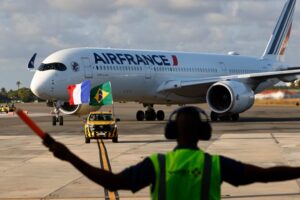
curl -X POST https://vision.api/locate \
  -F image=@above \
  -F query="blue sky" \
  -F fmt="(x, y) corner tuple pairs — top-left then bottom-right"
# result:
(1, 0), (300, 90)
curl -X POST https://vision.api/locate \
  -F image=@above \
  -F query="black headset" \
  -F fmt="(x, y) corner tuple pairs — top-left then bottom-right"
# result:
(164, 106), (212, 140)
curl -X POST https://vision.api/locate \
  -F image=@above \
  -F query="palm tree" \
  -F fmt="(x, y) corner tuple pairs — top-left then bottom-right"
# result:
(16, 81), (21, 100)
(16, 81), (21, 90)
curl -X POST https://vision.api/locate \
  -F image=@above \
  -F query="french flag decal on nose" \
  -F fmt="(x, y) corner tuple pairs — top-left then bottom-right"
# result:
(172, 55), (178, 66)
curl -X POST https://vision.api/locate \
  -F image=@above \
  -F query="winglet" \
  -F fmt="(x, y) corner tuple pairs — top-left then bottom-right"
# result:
(28, 53), (37, 71)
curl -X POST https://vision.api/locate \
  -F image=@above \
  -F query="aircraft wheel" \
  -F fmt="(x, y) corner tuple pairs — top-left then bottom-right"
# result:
(210, 111), (218, 122)
(145, 110), (156, 121)
(136, 110), (145, 121)
(52, 116), (57, 126)
(231, 114), (239, 121)
(59, 116), (63, 126)
(156, 110), (165, 121)
(85, 137), (90, 144)
(220, 115), (230, 121)
(112, 137), (118, 143)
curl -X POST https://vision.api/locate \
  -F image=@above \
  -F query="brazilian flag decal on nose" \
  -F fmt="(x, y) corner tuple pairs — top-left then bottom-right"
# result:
(90, 81), (113, 106)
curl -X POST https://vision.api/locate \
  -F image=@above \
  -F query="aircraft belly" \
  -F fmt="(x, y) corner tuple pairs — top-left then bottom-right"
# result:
(170, 85), (209, 98)
(110, 73), (146, 101)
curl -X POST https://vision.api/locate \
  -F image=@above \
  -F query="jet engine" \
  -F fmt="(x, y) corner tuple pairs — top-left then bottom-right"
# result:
(206, 81), (255, 114)
(59, 102), (100, 115)
(279, 75), (298, 82)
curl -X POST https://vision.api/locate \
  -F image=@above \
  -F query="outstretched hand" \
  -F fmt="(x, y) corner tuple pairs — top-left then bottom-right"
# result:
(43, 134), (72, 161)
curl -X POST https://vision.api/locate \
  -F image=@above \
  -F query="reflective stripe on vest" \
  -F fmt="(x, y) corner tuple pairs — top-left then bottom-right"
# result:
(202, 153), (212, 200)
(149, 149), (221, 200)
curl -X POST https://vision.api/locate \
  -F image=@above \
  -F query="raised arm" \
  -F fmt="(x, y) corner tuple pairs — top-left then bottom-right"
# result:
(241, 164), (300, 185)
(43, 135), (127, 191)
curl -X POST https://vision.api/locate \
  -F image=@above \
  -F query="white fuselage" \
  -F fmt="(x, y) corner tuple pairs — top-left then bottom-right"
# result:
(30, 48), (280, 105)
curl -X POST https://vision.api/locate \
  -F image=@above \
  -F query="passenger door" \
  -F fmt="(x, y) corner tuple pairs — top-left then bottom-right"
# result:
(145, 66), (152, 79)
(218, 61), (228, 75)
(81, 57), (93, 78)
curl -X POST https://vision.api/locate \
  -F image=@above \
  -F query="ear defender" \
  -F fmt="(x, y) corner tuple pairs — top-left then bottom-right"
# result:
(165, 120), (178, 139)
(164, 106), (212, 140)
(198, 121), (212, 140)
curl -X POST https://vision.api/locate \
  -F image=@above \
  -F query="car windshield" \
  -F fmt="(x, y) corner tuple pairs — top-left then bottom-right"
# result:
(38, 63), (67, 71)
(89, 114), (113, 121)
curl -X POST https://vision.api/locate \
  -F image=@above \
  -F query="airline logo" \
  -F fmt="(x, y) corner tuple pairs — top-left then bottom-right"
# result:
(279, 23), (292, 55)
(266, 0), (296, 55)
(94, 52), (178, 66)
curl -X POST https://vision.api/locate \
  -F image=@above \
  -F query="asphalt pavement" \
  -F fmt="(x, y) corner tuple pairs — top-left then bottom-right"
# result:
(1, 102), (300, 199)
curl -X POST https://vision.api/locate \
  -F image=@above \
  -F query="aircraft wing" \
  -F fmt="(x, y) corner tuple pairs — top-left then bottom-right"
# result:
(157, 77), (220, 92)
(157, 69), (300, 97)
(228, 68), (300, 80)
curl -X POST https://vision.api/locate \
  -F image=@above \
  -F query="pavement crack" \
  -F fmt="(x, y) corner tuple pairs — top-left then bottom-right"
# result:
(43, 175), (85, 199)
(270, 132), (280, 144)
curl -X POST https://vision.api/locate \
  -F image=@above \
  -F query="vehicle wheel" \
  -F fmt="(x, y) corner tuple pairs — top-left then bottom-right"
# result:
(59, 116), (63, 126)
(136, 110), (145, 121)
(112, 137), (118, 143)
(145, 110), (156, 121)
(231, 114), (239, 121)
(85, 137), (90, 144)
(210, 112), (218, 122)
(52, 116), (57, 126)
(156, 110), (165, 121)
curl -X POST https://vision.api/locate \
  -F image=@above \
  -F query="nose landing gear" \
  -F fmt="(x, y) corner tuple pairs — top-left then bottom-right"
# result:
(52, 101), (64, 126)
(136, 104), (165, 121)
(52, 115), (63, 126)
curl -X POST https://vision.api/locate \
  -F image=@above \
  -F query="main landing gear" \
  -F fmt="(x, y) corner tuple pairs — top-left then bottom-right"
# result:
(136, 104), (165, 121)
(210, 111), (239, 122)
(52, 101), (64, 126)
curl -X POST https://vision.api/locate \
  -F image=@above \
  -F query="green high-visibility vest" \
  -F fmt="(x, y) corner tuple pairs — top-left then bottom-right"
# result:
(149, 149), (221, 200)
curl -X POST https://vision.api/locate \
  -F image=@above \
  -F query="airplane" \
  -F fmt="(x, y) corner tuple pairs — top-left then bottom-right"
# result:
(29, 0), (300, 125)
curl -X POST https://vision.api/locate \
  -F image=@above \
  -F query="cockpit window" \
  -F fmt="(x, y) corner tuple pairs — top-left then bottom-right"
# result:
(38, 63), (67, 71)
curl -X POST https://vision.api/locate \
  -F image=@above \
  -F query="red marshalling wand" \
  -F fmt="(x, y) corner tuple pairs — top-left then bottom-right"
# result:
(16, 109), (54, 145)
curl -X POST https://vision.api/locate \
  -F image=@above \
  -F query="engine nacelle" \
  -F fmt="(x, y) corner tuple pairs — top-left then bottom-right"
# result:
(279, 75), (298, 82)
(206, 81), (255, 114)
(59, 102), (100, 115)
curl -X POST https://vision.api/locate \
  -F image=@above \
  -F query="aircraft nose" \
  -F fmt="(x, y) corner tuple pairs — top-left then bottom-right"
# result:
(30, 79), (42, 98)
(30, 72), (53, 100)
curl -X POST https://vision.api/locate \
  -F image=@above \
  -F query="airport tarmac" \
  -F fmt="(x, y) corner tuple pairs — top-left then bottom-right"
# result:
(1, 102), (300, 199)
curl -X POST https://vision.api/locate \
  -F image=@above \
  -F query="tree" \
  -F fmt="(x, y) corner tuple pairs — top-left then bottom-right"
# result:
(1, 87), (7, 95)
(16, 81), (22, 100)
(0, 88), (8, 103)
(18, 87), (35, 102)
(0, 87), (38, 103)
(7, 90), (18, 101)
(16, 81), (21, 90)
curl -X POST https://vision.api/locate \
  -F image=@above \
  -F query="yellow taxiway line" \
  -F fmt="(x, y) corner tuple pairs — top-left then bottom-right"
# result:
(97, 139), (119, 200)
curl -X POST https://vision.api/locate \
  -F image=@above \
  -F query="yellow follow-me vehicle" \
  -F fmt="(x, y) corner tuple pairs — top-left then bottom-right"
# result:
(84, 111), (120, 143)
(0, 104), (16, 113)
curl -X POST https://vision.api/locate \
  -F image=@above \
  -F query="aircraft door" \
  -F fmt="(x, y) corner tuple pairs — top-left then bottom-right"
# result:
(219, 62), (228, 75)
(145, 66), (152, 79)
(81, 57), (93, 78)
